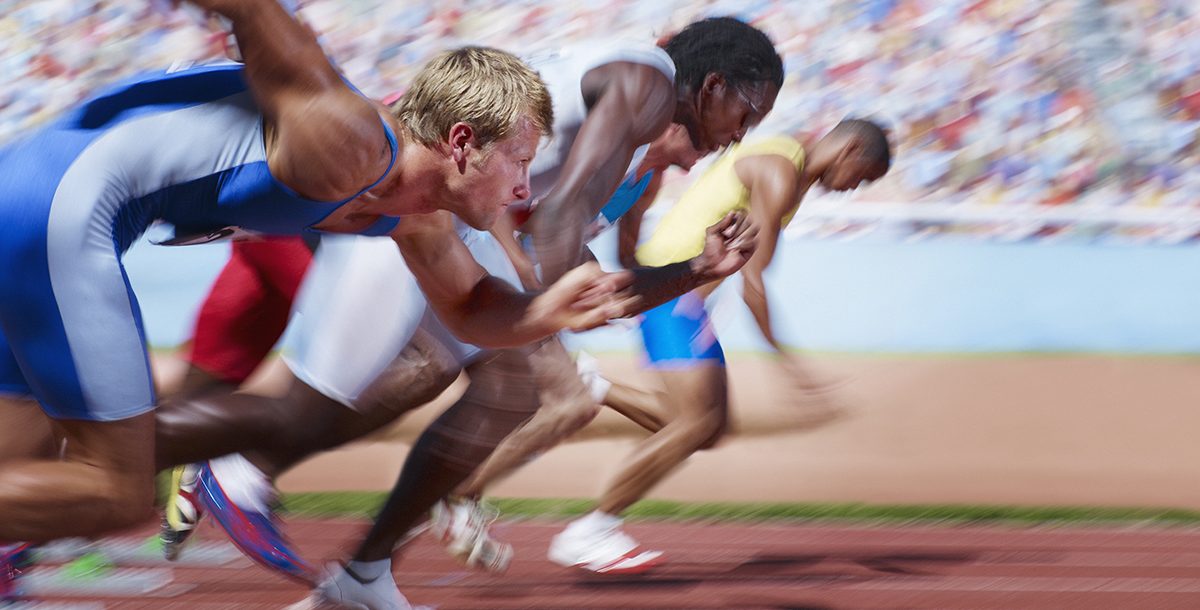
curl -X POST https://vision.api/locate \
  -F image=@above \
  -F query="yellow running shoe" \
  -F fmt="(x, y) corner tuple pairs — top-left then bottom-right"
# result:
(160, 463), (204, 561)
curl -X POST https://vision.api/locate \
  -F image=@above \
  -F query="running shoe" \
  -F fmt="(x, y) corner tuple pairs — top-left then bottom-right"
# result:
(161, 463), (205, 561)
(1, 543), (30, 603)
(430, 498), (512, 573)
(289, 562), (413, 610)
(548, 516), (663, 574)
(197, 460), (315, 584)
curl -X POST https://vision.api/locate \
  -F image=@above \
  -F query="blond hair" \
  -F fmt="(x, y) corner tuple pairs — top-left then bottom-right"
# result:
(393, 46), (553, 148)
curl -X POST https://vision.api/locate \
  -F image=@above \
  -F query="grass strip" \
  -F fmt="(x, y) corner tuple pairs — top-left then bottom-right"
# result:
(278, 492), (1200, 527)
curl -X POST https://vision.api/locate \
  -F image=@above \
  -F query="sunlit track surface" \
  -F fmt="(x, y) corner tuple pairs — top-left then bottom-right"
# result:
(15, 518), (1200, 609)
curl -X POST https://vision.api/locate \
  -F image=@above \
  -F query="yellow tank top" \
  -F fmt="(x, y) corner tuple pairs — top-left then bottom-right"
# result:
(636, 136), (805, 267)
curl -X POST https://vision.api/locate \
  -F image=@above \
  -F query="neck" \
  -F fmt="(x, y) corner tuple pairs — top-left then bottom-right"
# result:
(799, 138), (825, 191)
(638, 149), (667, 177)
(672, 88), (701, 139)
(357, 134), (446, 217)
(804, 137), (839, 186)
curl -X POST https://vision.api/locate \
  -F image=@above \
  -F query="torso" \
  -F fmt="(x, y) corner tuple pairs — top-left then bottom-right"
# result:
(637, 136), (806, 267)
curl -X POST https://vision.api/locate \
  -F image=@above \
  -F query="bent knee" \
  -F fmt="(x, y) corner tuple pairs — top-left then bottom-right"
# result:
(563, 399), (602, 431)
(690, 412), (729, 451)
(696, 424), (728, 450)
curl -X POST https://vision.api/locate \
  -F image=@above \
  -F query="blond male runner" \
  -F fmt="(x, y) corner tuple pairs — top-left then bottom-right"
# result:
(0, 0), (635, 598)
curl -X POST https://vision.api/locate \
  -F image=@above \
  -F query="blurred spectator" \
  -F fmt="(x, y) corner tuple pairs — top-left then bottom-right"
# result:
(2, 0), (1196, 216)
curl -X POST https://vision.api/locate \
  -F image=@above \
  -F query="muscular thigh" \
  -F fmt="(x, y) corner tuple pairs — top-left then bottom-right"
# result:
(0, 395), (56, 461)
(351, 327), (465, 427)
(527, 336), (595, 413)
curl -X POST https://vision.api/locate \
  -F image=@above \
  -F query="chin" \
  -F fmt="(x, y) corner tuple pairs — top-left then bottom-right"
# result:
(461, 210), (500, 231)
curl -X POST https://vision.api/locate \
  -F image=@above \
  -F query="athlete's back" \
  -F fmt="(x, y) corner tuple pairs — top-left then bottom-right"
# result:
(637, 136), (805, 266)
(0, 64), (396, 254)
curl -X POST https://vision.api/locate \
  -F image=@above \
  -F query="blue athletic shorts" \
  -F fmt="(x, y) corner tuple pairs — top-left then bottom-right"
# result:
(639, 292), (725, 368)
(0, 130), (155, 421)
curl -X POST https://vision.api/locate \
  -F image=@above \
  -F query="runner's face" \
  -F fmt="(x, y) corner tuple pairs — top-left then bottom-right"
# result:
(459, 117), (539, 230)
(822, 155), (888, 192)
(691, 77), (778, 153)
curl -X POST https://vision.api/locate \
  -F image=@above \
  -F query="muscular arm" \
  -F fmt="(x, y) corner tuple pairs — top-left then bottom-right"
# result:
(489, 212), (541, 289)
(733, 155), (806, 352)
(530, 62), (675, 285)
(392, 214), (622, 348)
(616, 171), (664, 269)
(196, 0), (390, 201)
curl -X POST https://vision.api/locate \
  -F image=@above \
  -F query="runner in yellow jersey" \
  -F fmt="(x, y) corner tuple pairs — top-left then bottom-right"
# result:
(549, 119), (891, 570)
(433, 119), (892, 574)
(544, 120), (892, 571)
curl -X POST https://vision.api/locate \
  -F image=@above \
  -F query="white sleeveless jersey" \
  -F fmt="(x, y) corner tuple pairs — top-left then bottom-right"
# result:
(524, 40), (675, 205)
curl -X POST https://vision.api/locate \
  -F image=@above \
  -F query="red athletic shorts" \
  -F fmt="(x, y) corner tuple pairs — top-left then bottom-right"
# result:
(186, 237), (313, 384)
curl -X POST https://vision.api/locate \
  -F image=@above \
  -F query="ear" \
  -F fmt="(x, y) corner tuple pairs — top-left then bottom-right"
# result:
(701, 72), (726, 96)
(836, 138), (864, 163)
(447, 122), (475, 165)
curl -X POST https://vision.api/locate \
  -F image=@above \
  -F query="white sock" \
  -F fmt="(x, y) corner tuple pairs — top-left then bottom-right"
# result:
(208, 453), (271, 513)
(345, 558), (391, 582)
(179, 463), (200, 491)
(567, 510), (621, 535)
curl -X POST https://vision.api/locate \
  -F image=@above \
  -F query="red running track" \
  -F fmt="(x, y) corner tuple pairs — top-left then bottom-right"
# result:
(22, 517), (1200, 609)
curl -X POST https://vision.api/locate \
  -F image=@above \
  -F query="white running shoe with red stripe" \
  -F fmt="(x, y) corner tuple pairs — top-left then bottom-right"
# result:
(547, 515), (664, 574)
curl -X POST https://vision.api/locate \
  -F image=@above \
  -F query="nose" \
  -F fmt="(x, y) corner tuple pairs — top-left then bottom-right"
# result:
(513, 165), (532, 201)
(513, 180), (531, 201)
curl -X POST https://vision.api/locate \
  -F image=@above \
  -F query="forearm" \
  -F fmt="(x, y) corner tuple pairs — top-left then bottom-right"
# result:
(743, 277), (783, 351)
(617, 173), (660, 269)
(491, 215), (541, 289)
(620, 259), (719, 315)
(530, 196), (587, 285)
(490, 214), (526, 265)
(439, 277), (556, 349)
(616, 235), (640, 270)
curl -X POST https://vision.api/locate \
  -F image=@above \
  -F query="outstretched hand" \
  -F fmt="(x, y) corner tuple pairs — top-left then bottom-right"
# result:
(530, 263), (638, 333)
(694, 211), (759, 280)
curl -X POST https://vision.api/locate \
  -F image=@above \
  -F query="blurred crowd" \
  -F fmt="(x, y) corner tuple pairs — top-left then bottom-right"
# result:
(2, 0), (1198, 212)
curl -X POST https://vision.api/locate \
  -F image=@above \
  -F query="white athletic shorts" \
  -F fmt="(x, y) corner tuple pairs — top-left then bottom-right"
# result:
(282, 226), (520, 409)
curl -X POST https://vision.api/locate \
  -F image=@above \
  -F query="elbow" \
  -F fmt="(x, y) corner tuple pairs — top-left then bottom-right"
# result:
(440, 317), (490, 348)
(440, 317), (527, 350)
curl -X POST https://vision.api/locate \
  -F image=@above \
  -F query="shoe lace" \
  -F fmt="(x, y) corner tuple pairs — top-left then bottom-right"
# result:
(470, 500), (502, 528)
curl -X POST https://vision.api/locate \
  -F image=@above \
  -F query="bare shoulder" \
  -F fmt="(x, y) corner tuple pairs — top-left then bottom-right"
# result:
(734, 154), (801, 188)
(582, 61), (675, 135)
(267, 88), (393, 202)
(734, 154), (803, 216)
